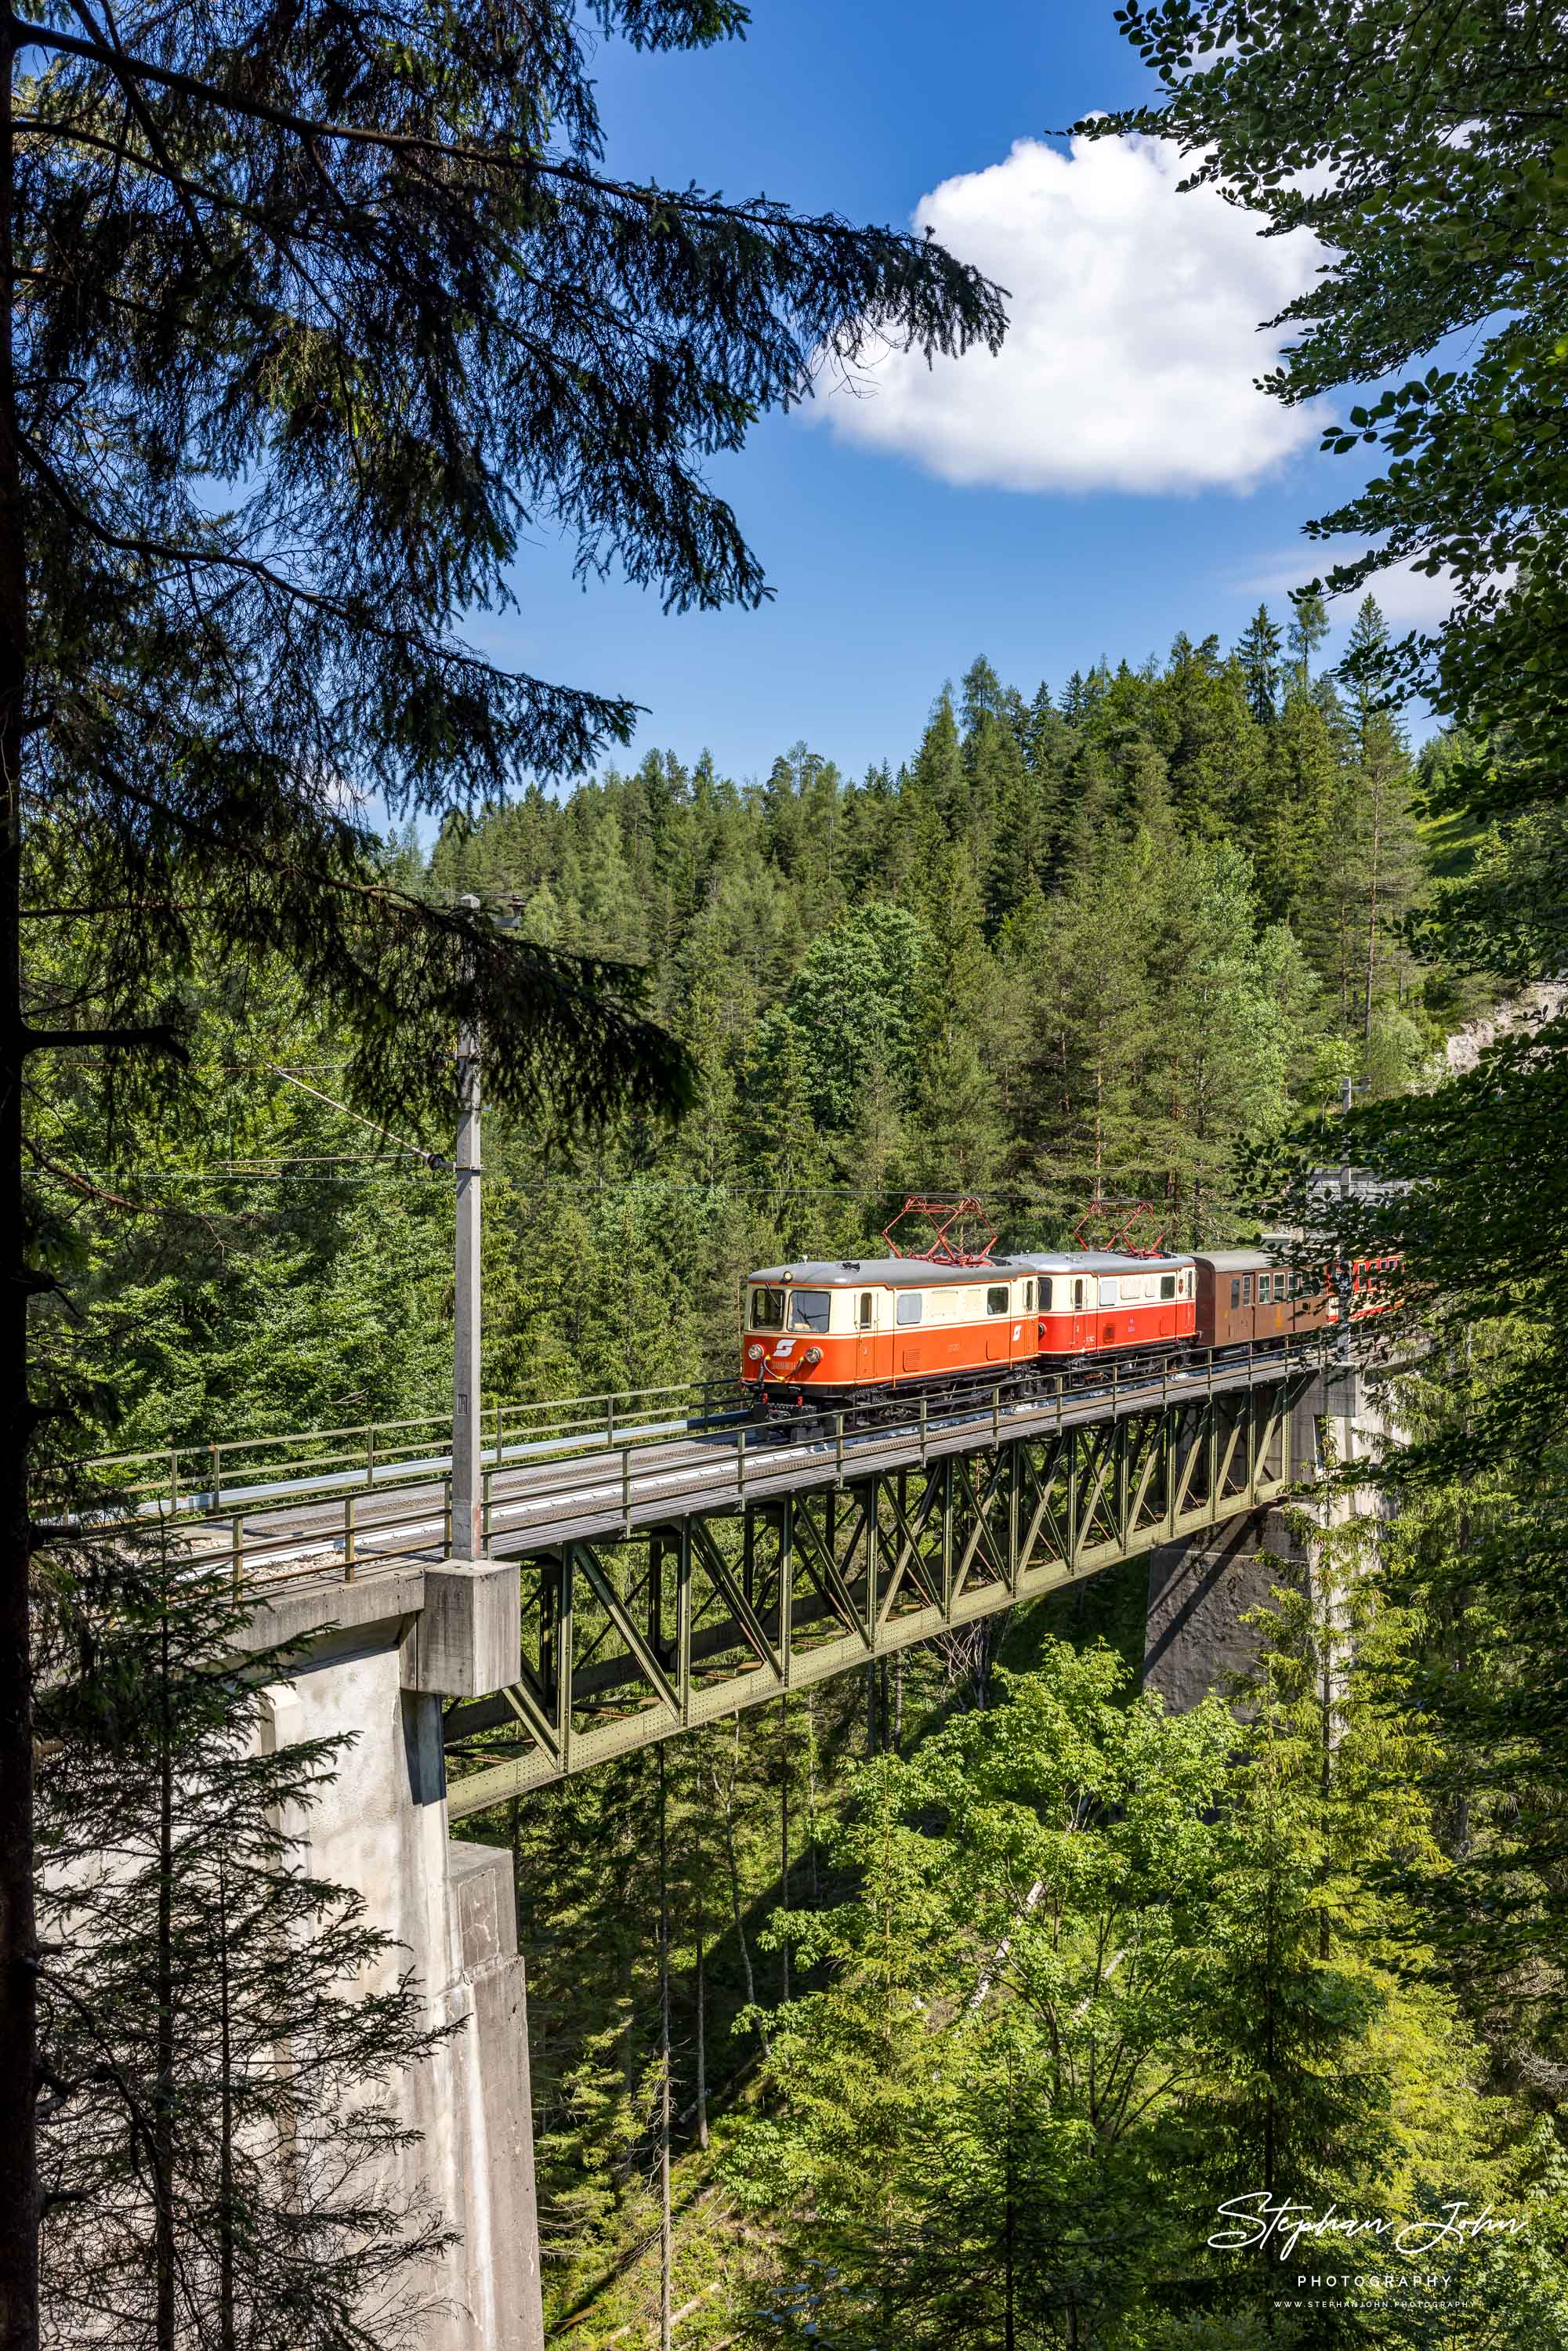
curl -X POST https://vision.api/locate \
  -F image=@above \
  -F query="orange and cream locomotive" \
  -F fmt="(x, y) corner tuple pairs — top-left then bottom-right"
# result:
(740, 1238), (1389, 1411)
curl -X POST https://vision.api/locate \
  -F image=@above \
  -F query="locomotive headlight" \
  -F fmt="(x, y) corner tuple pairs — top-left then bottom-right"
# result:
(747, 1343), (764, 1363)
(802, 1346), (823, 1367)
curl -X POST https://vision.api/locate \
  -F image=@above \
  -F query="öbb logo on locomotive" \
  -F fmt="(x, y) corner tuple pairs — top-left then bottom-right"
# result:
(740, 1213), (1396, 1414)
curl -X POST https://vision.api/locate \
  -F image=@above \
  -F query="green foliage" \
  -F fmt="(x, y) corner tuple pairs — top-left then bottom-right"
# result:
(34, 1544), (454, 2347)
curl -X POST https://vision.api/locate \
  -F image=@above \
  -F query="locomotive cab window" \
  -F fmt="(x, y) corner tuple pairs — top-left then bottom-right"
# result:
(1160, 1273), (1176, 1300)
(788, 1289), (831, 1334)
(857, 1291), (875, 1331)
(896, 1291), (922, 1327)
(750, 1286), (785, 1331)
(987, 1285), (1009, 1315)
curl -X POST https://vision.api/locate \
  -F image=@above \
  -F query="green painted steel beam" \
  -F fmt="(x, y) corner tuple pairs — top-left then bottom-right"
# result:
(444, 1368), (1313, 1817)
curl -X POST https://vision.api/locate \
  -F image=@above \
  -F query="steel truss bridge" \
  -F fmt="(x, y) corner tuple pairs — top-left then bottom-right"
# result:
(63, 1346), (1322, 1813)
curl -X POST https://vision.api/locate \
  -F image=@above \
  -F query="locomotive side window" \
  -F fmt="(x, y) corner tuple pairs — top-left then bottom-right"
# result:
(1230, 1279), (1241, 1310)
(1160, 1273), (1175, 1300)
(1100, 1277), (1119, 1306)
(896, 1291), (923, 1326)
(857, 1291), (874, 1330)
(1242, 1275), (1253, 1304)
(1073, 1278), (1085, 1310)
(987, 1284), (1009, 1316)
(1024, 1279), (1035, 1311)
(788, 1289), (831, 1333)
(1037, 1279), (1052, 1310)
(751, 1286), (785, 1330)
(1258, 1274), (1271, 1303)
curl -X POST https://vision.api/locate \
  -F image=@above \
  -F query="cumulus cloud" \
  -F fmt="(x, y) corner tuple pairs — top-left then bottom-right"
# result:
(817, 134), (1325, 496)
(1238, 549), (1485, 630)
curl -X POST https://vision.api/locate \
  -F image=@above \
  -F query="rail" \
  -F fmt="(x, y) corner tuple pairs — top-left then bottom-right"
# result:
(39, 1339), (1334, 1596)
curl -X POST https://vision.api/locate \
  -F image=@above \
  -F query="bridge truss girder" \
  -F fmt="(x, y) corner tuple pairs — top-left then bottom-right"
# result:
(444, 1371), (1306, 1814)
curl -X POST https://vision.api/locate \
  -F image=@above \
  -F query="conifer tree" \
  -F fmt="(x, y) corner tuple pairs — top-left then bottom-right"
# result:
(34, 1545), (454, 2349)
(5, 14), (1007, 2317)
(1237, 603), (1285, 725)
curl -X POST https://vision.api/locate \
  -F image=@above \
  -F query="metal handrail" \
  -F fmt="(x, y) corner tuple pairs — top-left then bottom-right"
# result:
(44, 1375), (751, 1527)
(107, 1335), (1328, 1600)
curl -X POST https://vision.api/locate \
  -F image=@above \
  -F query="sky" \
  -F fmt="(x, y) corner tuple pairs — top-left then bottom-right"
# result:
(473, 0), (1444, 792)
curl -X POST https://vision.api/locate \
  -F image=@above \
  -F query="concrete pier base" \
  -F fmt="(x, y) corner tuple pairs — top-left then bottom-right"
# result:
(242, 1567), (543, 2351)
(1142, 1509), (1305, 1713)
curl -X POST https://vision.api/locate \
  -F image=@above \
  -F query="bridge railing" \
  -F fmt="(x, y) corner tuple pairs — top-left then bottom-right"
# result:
(49, 1376), (751, 1526)
(36, 1339), (1331, 1596)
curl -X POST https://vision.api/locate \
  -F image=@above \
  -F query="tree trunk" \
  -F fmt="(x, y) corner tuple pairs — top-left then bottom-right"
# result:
(693, 1882), (708, 2154)
(1363, 766), (1382, 1049)
(218, 1861), (235, 2351)
(0, 18), (40, 2343)
(657, 1745), (672, 2351)
(806, 1694), (820, 1912)
(155, 1609), (176, 2351)
(715, 1725), (754, 2011)
(778, 1698), (789, 2006)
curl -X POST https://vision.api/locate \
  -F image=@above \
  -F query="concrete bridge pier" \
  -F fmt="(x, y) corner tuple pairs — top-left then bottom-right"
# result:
(241, 1562), (544, 2351)
(1143, 1359), (1397, 1712)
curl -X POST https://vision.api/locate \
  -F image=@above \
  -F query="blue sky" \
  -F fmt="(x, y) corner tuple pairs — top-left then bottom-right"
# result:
(473, 0), (1431, 791)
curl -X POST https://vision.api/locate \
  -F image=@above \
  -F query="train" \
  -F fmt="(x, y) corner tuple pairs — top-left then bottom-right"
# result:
(740, 1241), (1395, 1414)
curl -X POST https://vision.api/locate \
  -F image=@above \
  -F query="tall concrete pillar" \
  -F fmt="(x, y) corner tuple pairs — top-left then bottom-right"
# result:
(244, 1565), (543, 2351)
(1142, 1361), (1400, 1714)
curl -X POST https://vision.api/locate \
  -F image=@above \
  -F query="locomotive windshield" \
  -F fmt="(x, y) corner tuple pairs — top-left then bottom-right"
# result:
(750, 1286), (786, 1331)
(788, 1289), (831, 1333)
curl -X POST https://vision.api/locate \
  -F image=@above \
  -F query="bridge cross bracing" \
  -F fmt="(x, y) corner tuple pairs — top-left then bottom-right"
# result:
(59, 1346), (1319, 1811)
(440, 1355), (1308, 1812)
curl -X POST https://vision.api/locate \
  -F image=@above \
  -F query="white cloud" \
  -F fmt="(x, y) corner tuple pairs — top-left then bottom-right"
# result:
(1237, 548), (1483, 630)
(817, 134), (1325, 496)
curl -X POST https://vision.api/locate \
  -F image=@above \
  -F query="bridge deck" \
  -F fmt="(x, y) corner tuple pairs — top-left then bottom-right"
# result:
(136, 1343), (1316, 1592)
(51, 1347), (1327, 1804)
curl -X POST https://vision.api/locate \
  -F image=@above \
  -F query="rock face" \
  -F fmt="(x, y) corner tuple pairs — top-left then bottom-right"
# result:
(1441, 981), (1568, 1078)
(1143, 1363), (1400, 1717)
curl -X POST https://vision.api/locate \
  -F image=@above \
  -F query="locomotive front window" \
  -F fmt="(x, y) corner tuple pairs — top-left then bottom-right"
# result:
(1160, 1273), (1175, 1300)
(896, 1291), (923, 1327)
(788, 1289), (831, 1334)
(750, 1286), (786, 1331)
(987, 1285), (1009, 1316)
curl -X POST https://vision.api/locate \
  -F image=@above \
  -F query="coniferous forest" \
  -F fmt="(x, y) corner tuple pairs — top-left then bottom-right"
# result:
(13, 0), (1568, 2343)
(36, 604), (1439, 1458)
(29, 608), (1568, 2345)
